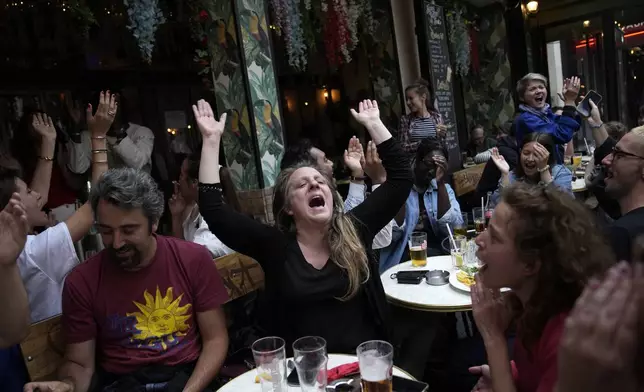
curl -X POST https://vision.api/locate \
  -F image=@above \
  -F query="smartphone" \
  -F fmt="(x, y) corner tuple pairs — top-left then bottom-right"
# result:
(576, 90), (602, 117)
(287, 369), (429, 392)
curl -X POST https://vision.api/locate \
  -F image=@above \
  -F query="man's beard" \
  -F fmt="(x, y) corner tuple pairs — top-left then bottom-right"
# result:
(108, 244), (143, 270)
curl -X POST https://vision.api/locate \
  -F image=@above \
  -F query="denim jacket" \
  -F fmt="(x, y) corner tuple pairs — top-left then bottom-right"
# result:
(379, 180), (463, 273)
(489, 164), (573, 208)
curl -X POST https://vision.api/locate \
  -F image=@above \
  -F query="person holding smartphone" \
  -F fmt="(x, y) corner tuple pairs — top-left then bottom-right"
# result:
(513, 73), (581, 165)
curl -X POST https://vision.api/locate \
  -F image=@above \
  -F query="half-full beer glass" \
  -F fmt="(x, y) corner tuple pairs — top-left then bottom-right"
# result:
(357, 340), (394, 392)
(409, 232), (427, 267)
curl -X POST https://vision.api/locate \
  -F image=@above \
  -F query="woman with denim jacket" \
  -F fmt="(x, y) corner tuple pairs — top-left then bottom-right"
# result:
(489, 133), (572, 209)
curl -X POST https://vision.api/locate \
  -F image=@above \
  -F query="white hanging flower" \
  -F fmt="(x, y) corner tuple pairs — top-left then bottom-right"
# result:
(304, 0), (312, 10)
(361, 0), (374, 35)
(123, 0), (165, 63)
(284, 0), (307, 70)
(346, 0), (362, 51)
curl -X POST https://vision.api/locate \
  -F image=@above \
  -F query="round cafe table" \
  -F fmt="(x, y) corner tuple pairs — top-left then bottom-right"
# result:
(380, 256), (472, 312)
(217, 353), (414, 391)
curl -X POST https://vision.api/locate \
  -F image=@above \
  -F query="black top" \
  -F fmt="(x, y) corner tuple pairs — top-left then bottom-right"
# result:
(476, 136), (519, 197)
(198, 138), (413, 354)
(595, 137), (644, 261)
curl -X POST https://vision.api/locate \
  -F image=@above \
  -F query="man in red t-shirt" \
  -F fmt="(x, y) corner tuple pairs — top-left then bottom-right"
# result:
(25, 168), (229, 392)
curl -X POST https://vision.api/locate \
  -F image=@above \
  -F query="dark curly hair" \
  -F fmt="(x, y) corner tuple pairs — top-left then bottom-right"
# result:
(415, 137), (448, 163)
(501, 182), (614, 350)
(279, 139), (316, 171)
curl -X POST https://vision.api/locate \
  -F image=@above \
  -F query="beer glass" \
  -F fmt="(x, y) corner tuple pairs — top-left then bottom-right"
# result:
(408, 232), (427, 267)
(252, 337), (287, 392)
(293, 336), (328, 392)
(357, 340), (394, 392)
(473, 207), (485, 234)
(453, 213), (468, 237)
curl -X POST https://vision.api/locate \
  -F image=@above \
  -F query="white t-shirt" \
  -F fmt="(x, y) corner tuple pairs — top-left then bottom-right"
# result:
(18, 223), (79, 322)
(183, 204), (234, 258)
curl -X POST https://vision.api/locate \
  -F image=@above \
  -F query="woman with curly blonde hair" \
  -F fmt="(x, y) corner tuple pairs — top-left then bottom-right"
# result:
(468, 182), (614, 392)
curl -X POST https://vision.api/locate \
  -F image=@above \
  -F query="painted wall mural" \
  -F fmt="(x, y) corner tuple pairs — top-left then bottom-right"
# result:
(237, 0), (285, 188)
(365, 0), (403, 132)
(206, 0), (259, 190)
(461, 5), (515, 133)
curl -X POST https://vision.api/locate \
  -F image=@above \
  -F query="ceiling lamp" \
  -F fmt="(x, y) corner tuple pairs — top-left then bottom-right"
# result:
(526, 1), (539, 15)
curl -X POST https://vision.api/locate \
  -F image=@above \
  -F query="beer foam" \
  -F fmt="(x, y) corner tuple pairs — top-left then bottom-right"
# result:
(359, 356), (391, 382)
(409, 246), (424, 251)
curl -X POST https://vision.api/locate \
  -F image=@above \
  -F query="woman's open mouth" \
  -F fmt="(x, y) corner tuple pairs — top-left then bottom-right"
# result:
(308, 195), (326, 211)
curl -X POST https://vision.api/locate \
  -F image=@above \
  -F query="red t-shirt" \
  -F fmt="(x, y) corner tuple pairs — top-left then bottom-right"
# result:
(62, 235), (229, 374)
(513, 312), (569, 392)
(44, 164), (77, 209)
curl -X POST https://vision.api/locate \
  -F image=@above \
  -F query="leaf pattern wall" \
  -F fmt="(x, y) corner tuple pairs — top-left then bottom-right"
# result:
(461, 5), (515, 133)
(208, 0), (259, 190)
(366, 0), (403, 132)
(237, 0), (285, 187)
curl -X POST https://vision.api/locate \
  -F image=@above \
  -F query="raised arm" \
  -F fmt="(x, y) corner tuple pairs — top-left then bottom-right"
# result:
(194, 100), (285, 262)
(64, 91), (116, 243)
(348, 100), (413, 238)
(0, 194), (30, 348)
(30, 113), (57, 206)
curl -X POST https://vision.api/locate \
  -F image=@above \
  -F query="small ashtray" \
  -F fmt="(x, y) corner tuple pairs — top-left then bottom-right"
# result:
(425, 270), (450, 286)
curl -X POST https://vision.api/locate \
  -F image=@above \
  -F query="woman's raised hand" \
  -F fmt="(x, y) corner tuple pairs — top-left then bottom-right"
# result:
(32, 113), (56, 141)
(87, 90), (118, 137)
(490, 148), (509, 175)
(193, 99), (227, 144)
(350, 99), (381, 128)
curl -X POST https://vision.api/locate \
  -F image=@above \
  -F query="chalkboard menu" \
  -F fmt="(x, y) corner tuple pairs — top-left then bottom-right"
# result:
(422, 2), (461, 170)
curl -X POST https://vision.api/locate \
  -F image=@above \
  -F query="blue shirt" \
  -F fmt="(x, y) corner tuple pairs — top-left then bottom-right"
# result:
(0, 346), (28, 392)
(514, 106), (580, 164)
(379, 180), (463, 273)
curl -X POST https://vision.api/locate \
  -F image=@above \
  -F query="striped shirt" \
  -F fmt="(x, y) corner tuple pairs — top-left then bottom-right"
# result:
(409, 117), (438, 143)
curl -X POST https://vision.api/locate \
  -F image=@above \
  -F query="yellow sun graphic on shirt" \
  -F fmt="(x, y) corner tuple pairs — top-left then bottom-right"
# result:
(127, 286), (192, 350)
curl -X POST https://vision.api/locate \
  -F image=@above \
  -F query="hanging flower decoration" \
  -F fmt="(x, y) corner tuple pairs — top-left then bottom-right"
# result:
(270, 0), (373, 70)
(284, 0), (308, 70)
(123, 0), (166, 63)
(446, 6), (471, 77)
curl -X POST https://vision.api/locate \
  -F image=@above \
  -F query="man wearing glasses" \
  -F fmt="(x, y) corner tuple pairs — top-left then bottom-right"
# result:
(588, 100), (644, 262)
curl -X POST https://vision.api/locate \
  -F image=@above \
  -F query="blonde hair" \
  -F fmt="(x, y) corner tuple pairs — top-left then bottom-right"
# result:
(273, 163), (370, 300)
(516, 73), (548, 102)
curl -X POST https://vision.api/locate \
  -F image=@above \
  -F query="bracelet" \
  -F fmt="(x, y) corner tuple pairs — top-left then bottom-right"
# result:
(589, 122), (604, 129)
(91, 135), (106, 140)
(537, 164), (550, 173)
(351, 175), (367, 182)
(199, 183), (223, 193)
(38, 156), (54, 161)
(92, 160), (109, 164)
(91, 149), (108, 154)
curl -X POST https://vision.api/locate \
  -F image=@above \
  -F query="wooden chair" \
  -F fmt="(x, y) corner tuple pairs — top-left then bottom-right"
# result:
(214, 252), (265, 303)
(20, 315), (65, 382)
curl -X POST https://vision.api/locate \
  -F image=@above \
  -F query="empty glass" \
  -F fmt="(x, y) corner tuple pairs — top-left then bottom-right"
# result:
(252, 337), (287, 392)
(293, 336), (328, 391)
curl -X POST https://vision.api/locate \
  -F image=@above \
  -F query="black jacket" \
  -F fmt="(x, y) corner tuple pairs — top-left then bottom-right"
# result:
(476, 136), (519, 197)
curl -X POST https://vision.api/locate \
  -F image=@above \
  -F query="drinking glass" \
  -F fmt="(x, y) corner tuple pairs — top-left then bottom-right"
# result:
(357, 340), (394, 392)
(408, 232), (427, 267)
(572, 153), (583, 169)
(293, 336), (328, 392)
(449, 235), (466, 269)
(472, 207), (485, 233)
(454, 213), (468, 237)
(252, 337), (288, 392)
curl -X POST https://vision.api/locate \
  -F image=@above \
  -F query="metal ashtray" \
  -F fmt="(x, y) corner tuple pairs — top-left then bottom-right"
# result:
(426, 270), (450, 286)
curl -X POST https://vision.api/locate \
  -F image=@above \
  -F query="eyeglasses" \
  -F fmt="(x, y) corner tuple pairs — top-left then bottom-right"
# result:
(611, 146), (644, 161)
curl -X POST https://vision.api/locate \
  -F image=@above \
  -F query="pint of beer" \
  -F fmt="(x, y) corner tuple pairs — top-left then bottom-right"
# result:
(409, 232), (427, 267)
(357, 340), (394, 392)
